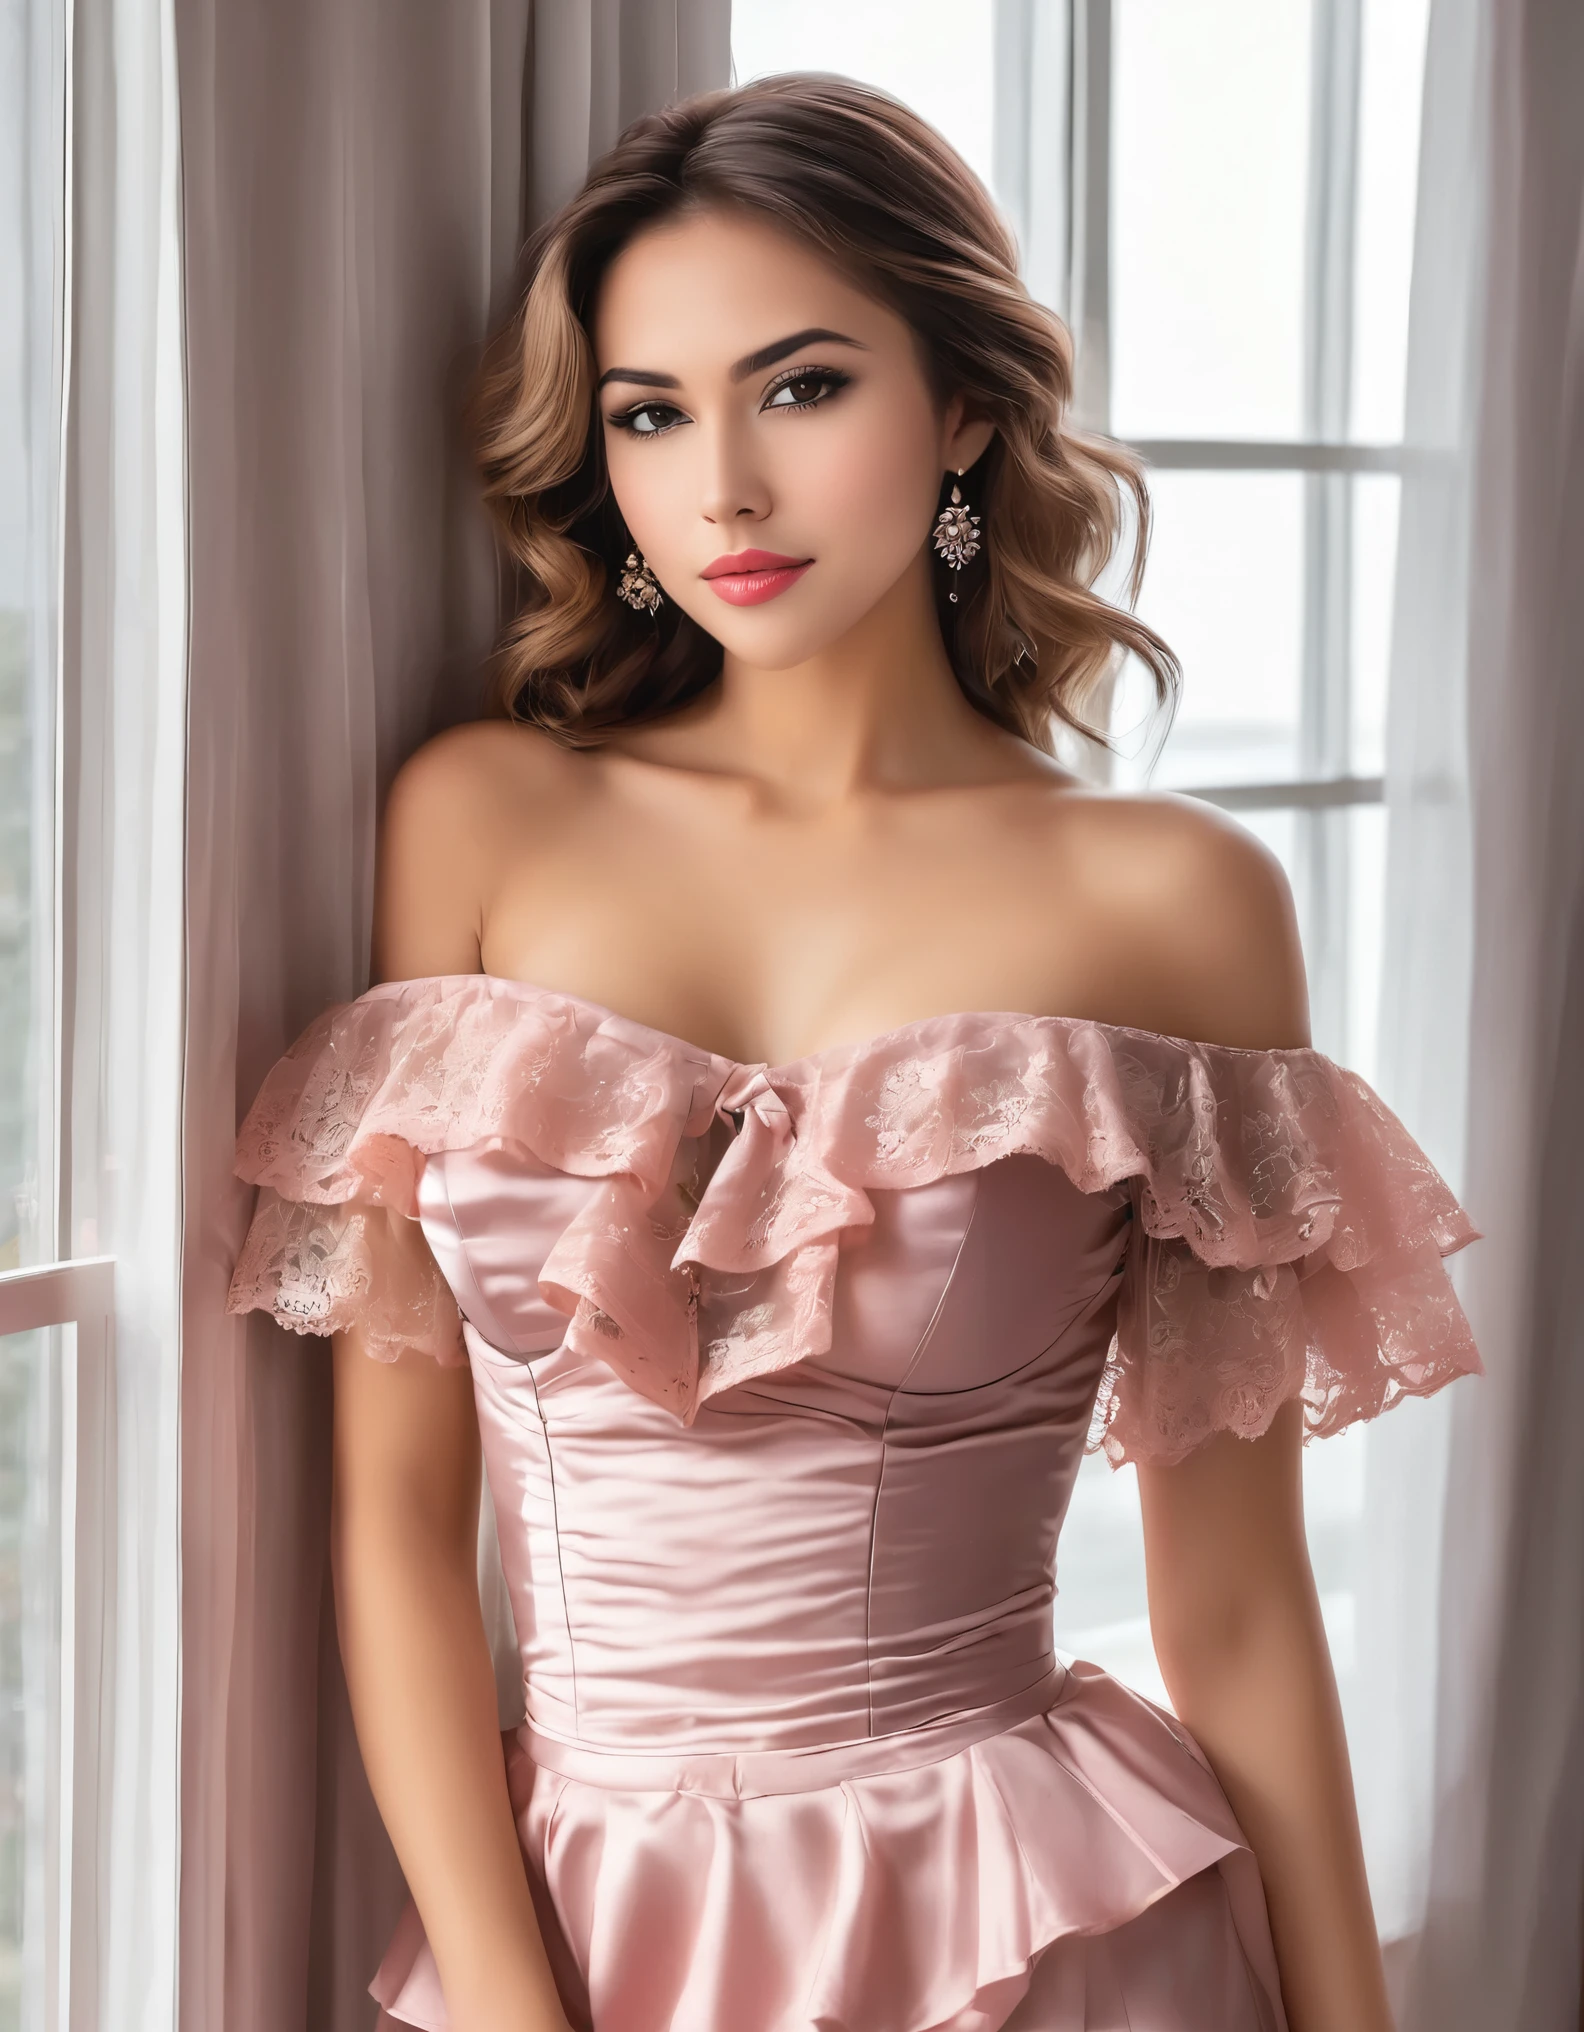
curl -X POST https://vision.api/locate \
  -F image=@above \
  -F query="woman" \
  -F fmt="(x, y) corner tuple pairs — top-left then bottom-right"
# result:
(228, 75), (1481, 2032)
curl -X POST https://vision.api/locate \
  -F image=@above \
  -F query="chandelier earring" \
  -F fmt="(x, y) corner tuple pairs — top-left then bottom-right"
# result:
(932, 467), (982, 603)
(617, 550), (664, 615)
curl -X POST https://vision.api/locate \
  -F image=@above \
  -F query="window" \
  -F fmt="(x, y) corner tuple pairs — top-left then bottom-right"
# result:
(1073, 0), (1429, 1096)
(732, 3), (998, 191)
(0, 0), (116, 2019)
(731, 2), (1434, 1816)
(1, 0), (56, 1281)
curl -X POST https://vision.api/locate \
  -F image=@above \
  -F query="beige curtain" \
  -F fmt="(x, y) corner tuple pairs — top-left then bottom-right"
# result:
(175, 5), (730, 2028)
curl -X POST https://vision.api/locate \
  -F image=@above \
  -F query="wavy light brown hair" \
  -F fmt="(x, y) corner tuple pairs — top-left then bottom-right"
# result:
(468, 72), (1178, 753)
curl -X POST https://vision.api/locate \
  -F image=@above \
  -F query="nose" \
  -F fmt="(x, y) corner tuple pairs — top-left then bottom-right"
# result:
(698, 415), (772, 528)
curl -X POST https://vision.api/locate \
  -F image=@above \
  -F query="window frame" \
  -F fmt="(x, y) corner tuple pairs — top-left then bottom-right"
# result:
(3, 0), (117, 2014)
(0, 1257), (114, 2023)
(996, 0), (1397, 1052)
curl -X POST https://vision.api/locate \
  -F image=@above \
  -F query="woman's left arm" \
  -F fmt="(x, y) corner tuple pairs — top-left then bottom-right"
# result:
(1137, 1401), (1392, 2032)
(1097, 793), (1394, 2028)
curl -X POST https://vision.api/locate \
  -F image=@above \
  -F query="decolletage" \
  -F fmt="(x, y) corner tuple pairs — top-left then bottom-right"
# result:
(356, 967), (1308, 1078)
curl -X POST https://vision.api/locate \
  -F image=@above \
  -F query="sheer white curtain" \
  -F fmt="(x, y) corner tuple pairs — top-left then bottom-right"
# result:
(1345, 0), (1488, 1976)
(55, 0), (189, 2019)
(1391, 0), (1584, 2024)
(176, 5), (729, 2028)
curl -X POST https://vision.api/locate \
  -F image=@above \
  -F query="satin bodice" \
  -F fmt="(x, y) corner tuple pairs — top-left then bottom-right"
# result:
(419, 1145), (1131, 1751)
(227, 974), (1482, 2032)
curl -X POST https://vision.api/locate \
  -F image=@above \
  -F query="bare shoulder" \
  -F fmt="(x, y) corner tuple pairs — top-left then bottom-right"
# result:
(1043, 788), (1311, 1050)
(371, 719), (578, 984)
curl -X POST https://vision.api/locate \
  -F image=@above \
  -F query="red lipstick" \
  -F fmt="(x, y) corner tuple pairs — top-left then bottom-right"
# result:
(700, 549), (812, 606)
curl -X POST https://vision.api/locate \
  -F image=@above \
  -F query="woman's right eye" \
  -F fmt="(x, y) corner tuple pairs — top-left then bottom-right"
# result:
(608, 401), (686, 438)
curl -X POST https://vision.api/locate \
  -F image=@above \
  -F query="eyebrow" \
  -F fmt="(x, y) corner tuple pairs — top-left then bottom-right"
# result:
(595, 327), (868, 393)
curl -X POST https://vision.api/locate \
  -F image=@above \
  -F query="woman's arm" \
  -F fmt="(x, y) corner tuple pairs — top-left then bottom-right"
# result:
(1094, 795), (1391, 2027)
(333, 732), (577, 2030)
(331, 1318), (573, 2032)
(1137, 1404), (1391, 2032)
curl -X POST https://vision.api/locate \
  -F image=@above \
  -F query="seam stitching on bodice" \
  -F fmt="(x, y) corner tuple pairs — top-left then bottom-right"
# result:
(863, 1174), (985, 1738)
(527, 1363), (579, 1726)
(886, 1194), (1131, 1406)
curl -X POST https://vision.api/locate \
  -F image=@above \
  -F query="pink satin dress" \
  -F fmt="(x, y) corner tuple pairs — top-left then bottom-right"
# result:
(227, 974), (1482, 2032)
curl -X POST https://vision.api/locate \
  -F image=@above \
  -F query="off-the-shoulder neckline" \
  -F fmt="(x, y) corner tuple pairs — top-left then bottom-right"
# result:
(357, 971), (1328, 1078)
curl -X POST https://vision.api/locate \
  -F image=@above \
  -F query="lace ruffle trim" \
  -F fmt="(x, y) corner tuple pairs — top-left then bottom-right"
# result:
(225, 975), (1481, 1457)
(227, 1188), (467, 1366)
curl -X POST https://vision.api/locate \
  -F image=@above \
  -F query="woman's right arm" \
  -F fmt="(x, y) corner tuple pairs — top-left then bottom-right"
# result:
(331, 1316), (573, 2032)
(332, 726), (571, 2027)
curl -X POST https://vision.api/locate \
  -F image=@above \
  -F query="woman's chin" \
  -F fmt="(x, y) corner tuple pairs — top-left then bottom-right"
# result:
(685, 592), (879, 673)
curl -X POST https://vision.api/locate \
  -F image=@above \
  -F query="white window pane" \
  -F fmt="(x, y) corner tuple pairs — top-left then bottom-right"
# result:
(1111, 470), (1306, 791)
(0, 1325), (62, 2029)
(1351, 0), (1431, 442)
(1345, 801), (1386, 1086)
(1, 0), (56, 1277)
(1112, 471), (1398, 791)
(731, 4), (996, 194)
(1052, 1455), (1168, 1707)
(1304, 1419), (1367, 1681)
(0, 610), (34, 1276)
(1112, 0), (1313, 441)
(1351, 473), (1400, 779)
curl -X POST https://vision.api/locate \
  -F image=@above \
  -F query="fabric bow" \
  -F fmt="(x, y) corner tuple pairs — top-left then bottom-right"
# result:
(536, 1063), (873, 1423)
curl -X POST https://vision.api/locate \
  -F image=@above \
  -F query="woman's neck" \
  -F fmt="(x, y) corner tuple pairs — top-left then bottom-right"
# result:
(628, 552), (1024, 807)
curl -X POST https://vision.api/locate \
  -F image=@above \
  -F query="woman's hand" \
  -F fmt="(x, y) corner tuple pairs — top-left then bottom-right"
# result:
(331, 1324), (575, 2032)
(1138, 1398), (1393, 2032)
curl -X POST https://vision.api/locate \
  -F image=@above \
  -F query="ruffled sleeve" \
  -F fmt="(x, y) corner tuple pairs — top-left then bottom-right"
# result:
(227, 1187), (466, 1364)
(225, 993), (472, 1365)
(222, 977), (1483, 1425)
(1087, 1045), (1481, 1468)
(222, 974), (722, 1370)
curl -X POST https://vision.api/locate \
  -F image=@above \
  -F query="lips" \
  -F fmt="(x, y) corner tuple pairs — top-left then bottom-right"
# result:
(700, 549), (813, 607)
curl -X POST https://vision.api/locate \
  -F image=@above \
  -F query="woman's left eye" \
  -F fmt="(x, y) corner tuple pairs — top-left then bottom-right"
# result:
(763, 368), (849, 412)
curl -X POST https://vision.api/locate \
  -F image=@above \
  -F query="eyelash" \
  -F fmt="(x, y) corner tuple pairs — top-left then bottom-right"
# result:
(606, 365), (852, 440)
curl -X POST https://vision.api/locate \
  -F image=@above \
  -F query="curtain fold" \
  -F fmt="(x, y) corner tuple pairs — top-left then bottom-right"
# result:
(55, 0), (189, 2018)
(176, 5), (729, 2027)
(1352, 0), (1488, 1972)
(1388, 1), (1584, 2025)
(528, 0), (731, 227)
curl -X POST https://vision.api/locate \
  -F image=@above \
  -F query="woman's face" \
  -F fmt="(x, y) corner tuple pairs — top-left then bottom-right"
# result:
(592, 206), (990, 668)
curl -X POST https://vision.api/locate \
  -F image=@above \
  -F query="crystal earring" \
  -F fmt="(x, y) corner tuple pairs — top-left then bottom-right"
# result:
(932, 468), (982, 603)
(617, 551), (663, 614)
